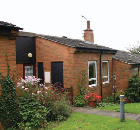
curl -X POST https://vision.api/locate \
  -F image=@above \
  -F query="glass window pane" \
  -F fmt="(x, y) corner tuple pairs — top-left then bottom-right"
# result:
(134, 68), (139, 75)
(89, 62), (96, 78)
(89, 80), (96, 85)
(103, 77), (108, 82)
(102, 62), (108, 76)
(25, 66), (33, 77)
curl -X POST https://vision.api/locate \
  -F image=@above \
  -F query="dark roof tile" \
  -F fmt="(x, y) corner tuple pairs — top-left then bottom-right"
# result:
(113, 50), (140, 64)
(0, 21), (23, 30)
(37, 34), (117, 53)
(18, 31), (117, 53)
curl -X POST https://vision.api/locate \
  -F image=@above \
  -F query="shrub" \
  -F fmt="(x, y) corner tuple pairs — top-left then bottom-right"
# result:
(50, 97), (71, 121)
(0, 53), (21, 129)
(16, 76), (48, 129)
(74, 70), (87, 107)
(17, 95), (48, 130)
(125, 75), (140, 102)
(104, 90), (124, 103)
(74, 93), (86, 107)
(17, 76), (71, 123)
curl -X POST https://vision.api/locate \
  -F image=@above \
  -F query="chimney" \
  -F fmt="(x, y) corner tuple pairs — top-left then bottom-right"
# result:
(84, 21), (94, 43)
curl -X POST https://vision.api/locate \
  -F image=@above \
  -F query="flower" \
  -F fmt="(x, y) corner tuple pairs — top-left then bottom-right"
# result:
(125, 97), (133, 103)
(84, 93), (102, 102)
(37, 91), (42, 94)
(24, 88), (28, 90)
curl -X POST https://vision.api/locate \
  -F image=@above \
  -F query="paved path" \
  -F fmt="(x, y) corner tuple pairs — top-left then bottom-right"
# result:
(72, 107), (140, 123)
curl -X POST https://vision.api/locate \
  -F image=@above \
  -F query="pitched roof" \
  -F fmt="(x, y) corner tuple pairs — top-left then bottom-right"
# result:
(18, 31), (117, 53)
(0, 21), (23, 30)
(37, 34), (117, 53)
(113, 50), (140, 65)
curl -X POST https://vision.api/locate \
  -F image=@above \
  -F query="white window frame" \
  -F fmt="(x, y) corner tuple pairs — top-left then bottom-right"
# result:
(134, 68), (139, 76)
(88, 61), (97, 87)
(102, 61), (109, 84)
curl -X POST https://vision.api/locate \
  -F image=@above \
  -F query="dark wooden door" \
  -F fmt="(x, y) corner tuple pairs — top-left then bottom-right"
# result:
(51, 62), (63, 87)
(38, 62), (44, 84)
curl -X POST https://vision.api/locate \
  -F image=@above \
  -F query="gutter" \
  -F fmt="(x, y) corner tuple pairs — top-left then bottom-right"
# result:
(100, 51), (103, 98)
(76, 47), (117, 54)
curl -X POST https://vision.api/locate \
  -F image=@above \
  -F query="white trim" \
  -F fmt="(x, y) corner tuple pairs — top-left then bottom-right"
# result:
(102, 61), (109, 84)
(88, 61), (97, 87)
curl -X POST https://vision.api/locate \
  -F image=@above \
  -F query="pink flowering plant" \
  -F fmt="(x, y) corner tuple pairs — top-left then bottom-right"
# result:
(84, 93), (102, 103)
(16, 76), (71, 125)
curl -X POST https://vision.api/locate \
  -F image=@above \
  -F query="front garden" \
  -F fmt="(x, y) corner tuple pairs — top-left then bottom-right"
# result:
(0, 73), (71, 129)
(0, 58), (140, 129)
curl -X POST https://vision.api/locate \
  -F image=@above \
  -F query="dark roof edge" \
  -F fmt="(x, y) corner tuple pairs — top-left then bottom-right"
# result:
(131, 63), (140, 67)
(76, 47), (117, 54)
(0, 25), (23, 30)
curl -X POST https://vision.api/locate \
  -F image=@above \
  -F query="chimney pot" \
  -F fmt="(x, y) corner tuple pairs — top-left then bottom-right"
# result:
(87, 21), (90, 29)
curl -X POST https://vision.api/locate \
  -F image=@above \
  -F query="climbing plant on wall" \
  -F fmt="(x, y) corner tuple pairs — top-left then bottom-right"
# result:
(0, 52), (21, 129)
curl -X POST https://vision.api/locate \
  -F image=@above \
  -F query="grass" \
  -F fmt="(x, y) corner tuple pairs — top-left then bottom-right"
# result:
(96, 103), (140, 114)
(50, 112), (140, 130)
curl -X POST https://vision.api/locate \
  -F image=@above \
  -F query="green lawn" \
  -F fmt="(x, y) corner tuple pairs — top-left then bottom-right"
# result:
(96, 103), (140, 114)
(50, 112), (140, 130)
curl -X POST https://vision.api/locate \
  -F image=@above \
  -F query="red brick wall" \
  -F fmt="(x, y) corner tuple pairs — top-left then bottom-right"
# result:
(84, 30), (94, 43)
(113, 59), (131, 91)
(16, 64), (23, 81)
(0, 35), (17, 79)
(36, 37), (114, 98)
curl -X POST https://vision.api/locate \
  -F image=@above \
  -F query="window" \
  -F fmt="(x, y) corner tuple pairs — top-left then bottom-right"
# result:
(23, 64), (35, 78)
(102, 61), (109, 84)
(88, 61), (97, 87)
(134, 68), (139, 76)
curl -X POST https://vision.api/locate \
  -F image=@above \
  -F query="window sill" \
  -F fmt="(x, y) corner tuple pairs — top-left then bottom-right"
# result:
(89, 84), (98, 87)
(103, 81), (109, 84)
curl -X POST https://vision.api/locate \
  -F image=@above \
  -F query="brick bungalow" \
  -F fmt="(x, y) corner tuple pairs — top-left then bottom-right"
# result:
(0, 21), (22, 78)
(16, 21), (117, 98)
(113, 50), (140, 91)
(1, 21), (140, 98)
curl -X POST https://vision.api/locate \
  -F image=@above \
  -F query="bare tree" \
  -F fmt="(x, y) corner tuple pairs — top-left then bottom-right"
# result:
(127, 41), (140, 54)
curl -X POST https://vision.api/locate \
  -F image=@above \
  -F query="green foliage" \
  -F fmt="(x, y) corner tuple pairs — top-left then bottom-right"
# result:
(0, 53), (21, 129)
(74, 94), (86, 107)
(125, 75), (140, 102)
(17, 94), (48, 130)
(17, 77), (71, 123)
(74, 70), (87, 107)
(49, 97), (71, 121)
(104, 90), (124, 103)
(95, 102), (116, 108)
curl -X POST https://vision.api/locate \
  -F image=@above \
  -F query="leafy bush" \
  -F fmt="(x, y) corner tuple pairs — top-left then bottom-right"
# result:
(125, 75), (140, 102)
(74, 94), (86, 107)
(0, 53), (21, 129)
(17, 95), (48, 130)
(104, 90), (124, 103)
(74, 70), (87, 107)
(16, 76), (48, 129)
(0, 75), (21, 129)
(16, 76), (71, 123)
(95, 102), (116, 108)
(50, 97), (71, 121)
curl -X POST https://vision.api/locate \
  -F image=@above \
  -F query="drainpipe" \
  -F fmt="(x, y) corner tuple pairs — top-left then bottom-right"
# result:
(100, 52), (103, 98)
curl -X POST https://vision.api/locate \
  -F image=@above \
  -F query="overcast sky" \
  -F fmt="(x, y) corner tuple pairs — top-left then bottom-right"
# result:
(1, 0), (140, 51)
